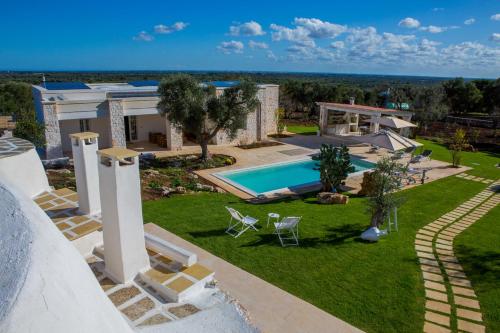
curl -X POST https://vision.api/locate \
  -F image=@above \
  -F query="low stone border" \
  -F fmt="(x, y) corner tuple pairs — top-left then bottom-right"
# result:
(416, 180), (499, 333)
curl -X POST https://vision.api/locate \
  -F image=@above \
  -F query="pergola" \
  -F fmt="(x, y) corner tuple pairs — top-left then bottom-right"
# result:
(316, 102), (414, 137)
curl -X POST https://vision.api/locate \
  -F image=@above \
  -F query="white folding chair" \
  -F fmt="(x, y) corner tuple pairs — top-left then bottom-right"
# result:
(274, 217), (301, 247)
(225, 206), (259, 238)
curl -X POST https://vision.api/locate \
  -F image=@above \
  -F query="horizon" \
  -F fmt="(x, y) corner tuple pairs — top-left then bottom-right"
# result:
(0, 69), (492, 81)
(1, 0), (499, 78)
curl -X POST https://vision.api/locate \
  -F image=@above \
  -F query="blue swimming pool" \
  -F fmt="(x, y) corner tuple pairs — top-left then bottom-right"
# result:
(214, 158), (375, 196)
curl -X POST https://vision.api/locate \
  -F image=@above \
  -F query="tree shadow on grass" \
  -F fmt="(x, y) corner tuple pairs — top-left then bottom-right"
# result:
(455, 244), (500, 288)
(240, 223), (367, 248)
(188, 228), (228, 238)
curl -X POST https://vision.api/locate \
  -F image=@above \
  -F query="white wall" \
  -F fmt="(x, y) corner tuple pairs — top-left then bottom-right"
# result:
(135, 114), (166, 142)
(59, 119), (81, 152)
(0, 148), (50, 198)
(60, 118), (111, 152)
(0, 180), (133, 333)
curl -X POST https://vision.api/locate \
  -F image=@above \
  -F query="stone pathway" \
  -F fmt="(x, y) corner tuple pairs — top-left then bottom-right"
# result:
(455, 173), (494, 184)
(416, 180), (499, 333)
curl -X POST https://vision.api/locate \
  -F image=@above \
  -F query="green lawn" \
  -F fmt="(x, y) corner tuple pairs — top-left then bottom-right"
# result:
(416, 138), (499, 179)
(143, 177), (486, 333)
(285, 123), (318, 135)
(455, 205), (500, 333)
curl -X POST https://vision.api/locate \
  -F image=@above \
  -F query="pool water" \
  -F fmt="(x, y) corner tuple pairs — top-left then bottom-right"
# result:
(214, 158), (375, 196)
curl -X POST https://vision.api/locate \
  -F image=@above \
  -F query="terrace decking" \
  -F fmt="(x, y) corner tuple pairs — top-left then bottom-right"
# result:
(87, 249), (213, 327)
(34, 188), (102, 240)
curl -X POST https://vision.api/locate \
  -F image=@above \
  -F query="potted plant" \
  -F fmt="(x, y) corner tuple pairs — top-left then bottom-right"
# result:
(361, 157), (406, 241)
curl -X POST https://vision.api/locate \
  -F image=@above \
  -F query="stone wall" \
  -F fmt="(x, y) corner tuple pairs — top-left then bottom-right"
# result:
(264, 85), (279, 135)
(41, 102), (63, 159)
(214, 85), (278, 145)
(107, 100), (126, 147)
(166, 120), (183, 150)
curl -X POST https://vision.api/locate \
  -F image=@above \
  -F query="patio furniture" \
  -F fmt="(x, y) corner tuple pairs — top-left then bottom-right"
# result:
(267, 212), (280, 228)
(368, 145), (380, 153)
(273, 216), (301, 247)
(392, 147), (416, 160)
(410, 150), (432, 163)
(225, 206), (259, 238)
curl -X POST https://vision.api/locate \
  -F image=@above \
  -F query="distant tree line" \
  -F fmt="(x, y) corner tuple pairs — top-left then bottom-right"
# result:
(0, 72), (498, 146)
(279, 77), (500, 125)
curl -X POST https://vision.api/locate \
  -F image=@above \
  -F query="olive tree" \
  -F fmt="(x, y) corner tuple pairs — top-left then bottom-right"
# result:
(313, 144), (354, 192)
(366, 157), (406, 228)
(157, 75), (258, 160)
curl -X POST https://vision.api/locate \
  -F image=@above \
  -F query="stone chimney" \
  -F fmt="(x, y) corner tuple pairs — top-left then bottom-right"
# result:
(349, 97), (355, 105)
(97, 147), (150, 283)
(70, 132), (101, 215)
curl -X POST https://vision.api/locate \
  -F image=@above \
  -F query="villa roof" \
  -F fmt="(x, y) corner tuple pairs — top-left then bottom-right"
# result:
(317, 102), (413, 115)
(98, 147), (139, 160)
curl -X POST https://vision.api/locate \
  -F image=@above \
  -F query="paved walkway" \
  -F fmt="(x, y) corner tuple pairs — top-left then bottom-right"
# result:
(416, 179), (499, 333)
(144, 223), (364, 333)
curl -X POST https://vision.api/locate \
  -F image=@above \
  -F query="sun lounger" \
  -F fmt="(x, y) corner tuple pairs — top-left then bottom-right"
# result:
(274, 216), (301, 247)
(225, 206), (258, 238)
(410, 150), (432, 163)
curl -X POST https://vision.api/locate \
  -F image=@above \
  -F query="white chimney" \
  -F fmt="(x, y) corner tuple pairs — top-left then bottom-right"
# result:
(349, 97), (355, 105)
(97, 147), (150, 283)
(70, 132), (101, 215)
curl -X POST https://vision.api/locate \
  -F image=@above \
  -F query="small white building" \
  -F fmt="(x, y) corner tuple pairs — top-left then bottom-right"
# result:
(32, 81), (279, 159)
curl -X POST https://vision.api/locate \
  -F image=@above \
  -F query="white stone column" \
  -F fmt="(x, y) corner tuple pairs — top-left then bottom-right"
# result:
(70, 132), (101, 215)
(42, 101), (63, 159)
(107, 99), (126, 147)
(319, 105), (328, 135)
(370, 114), (381, 133)
(97, 148), (150, 283)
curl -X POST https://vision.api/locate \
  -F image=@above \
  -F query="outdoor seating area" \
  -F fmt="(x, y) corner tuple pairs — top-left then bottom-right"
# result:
(225, 207), (302, 247)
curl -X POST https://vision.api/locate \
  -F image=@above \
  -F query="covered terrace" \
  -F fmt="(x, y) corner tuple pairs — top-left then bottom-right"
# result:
(317, 101), (414, 137)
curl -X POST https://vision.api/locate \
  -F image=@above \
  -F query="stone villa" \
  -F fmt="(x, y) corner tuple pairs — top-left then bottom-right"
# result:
(32, 81), (279, 159)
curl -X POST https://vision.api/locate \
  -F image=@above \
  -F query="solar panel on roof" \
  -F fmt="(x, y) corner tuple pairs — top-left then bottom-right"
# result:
(43, 82), (90, 90)
(203, 81), (240, 88)
(128, 80), (159, 87)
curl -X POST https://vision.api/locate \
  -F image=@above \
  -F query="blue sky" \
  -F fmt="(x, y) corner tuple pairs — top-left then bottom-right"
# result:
(0, 0), (499, 77)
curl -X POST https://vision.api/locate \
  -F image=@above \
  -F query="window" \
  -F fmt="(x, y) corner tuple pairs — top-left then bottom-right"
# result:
(129, 116), (138, 141)
(79, 119), (91, 132)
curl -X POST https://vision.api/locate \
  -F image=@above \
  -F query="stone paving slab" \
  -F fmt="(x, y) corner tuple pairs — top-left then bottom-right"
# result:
(424, 321), (450, 333)
(416, 182), (499, 333)
(425, 311), (450, 327)
(457, 308), (483, 322)
(457, 319), (485, 333)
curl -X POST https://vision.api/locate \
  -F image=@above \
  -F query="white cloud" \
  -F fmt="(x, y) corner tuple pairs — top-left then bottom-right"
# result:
(293, 18), (347, 39)
(270, 17), (346, 47)
(398, 17), (421, 28)
(229, 21), (265, 36)
(464, 18), (475, 25)
(330, 41), (344, 49)
(217, 40), (244, 54)
(491, 14), (500, 21)
(490, 33), (500, 42)
(432, 7), (444, 12)
(248, 40), (269, 49)
(154, 22), (188, 34)
(266, 51), (278, 61)
(419, 25), (459, 33)
(133, 31), (154, 42)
